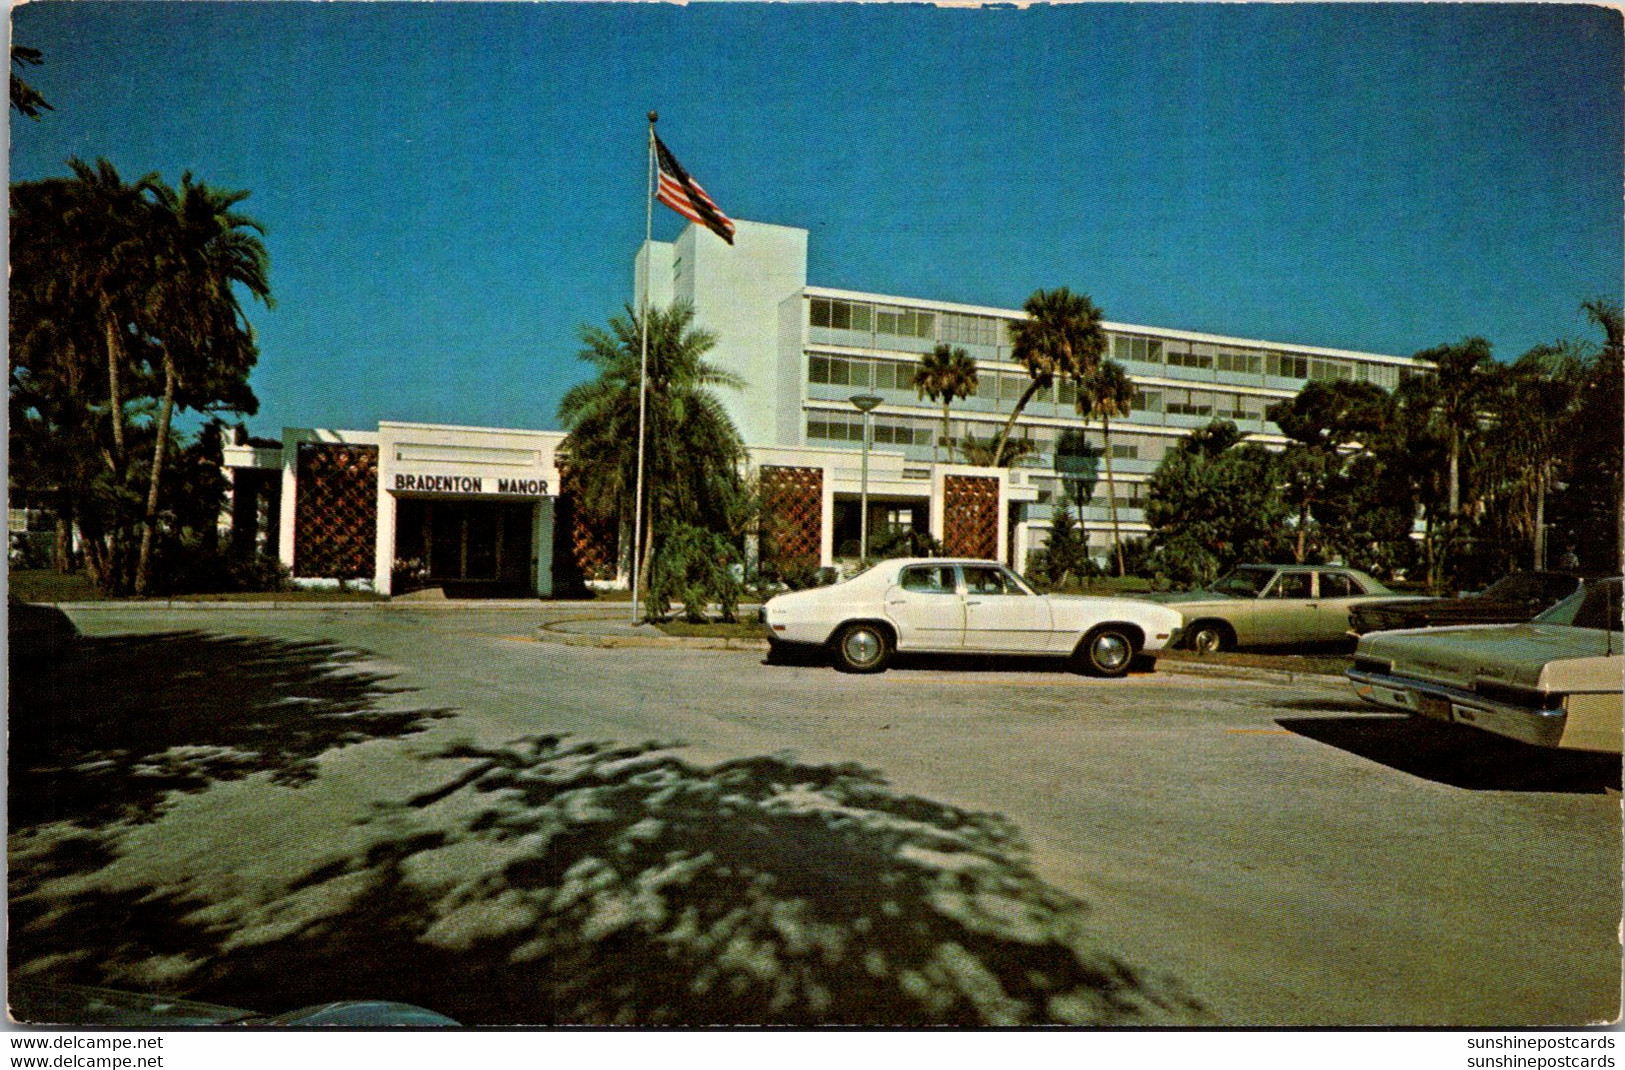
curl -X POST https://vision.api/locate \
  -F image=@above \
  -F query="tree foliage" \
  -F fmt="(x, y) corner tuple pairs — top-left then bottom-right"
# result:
(9, 158), (270, 594)
(1076, 359), (1136, 575)
(913, 344), (978, 464)
(991, 288), (1106, 468)
(10, 44), (51, 120)
(1143, 420), (1289, 587)
(556, 302), (749, 618)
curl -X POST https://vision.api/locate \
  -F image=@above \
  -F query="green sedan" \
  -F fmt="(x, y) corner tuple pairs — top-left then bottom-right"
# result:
(1140, 564), (1402, 651)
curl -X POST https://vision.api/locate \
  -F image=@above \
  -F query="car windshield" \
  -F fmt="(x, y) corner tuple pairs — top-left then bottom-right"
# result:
(1533, 579), (1622, 631)
(1480, 573), (1580, 603)
(1209, 568), (1275, 598)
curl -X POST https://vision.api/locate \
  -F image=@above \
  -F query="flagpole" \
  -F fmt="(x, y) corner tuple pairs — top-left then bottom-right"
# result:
(630, 111), (656, 624)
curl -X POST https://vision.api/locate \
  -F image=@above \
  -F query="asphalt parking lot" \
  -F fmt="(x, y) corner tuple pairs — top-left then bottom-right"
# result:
(9, 604), (1620, 1026)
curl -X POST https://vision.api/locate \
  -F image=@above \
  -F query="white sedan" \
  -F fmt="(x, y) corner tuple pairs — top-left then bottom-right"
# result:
(761, 558), (1185, 676)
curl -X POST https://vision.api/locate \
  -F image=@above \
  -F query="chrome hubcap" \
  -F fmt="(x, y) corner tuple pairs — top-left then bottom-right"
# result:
(1093, 633), (1130, 669)
(844, 629), (881, 666)
(1193, 630), (1220, 654)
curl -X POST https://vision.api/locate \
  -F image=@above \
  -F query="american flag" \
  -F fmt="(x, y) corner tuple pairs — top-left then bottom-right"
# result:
(654, 134), (735, 245)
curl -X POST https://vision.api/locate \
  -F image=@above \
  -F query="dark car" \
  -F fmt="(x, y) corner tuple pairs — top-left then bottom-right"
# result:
(1348, 571), (1590, 635)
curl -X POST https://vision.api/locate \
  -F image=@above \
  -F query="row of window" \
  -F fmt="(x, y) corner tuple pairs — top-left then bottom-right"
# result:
(809, 297), (937, 339)
(1111, 333), (1405, 388)
(939, 311), (1005, 348)
(811, 297), (1418, 391)
(1029, 475), (1149, 508)
(807, 411), (937, 447)
(809, 354), (919, 391)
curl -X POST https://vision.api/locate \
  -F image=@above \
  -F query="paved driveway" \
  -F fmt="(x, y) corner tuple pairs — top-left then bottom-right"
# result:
(10, 604), (1619, 1026)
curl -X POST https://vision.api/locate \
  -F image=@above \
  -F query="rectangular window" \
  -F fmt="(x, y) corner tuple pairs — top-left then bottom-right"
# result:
(1268, 353), (1309, 379)
(1145, 338), (1164, 364)
(1132, 390), (1161, 412)
(1218, 351), (1262, 374)
(810, 297), (832, 328)
(850, 303), (872, 332)
(1167, 390), (1213, 417)
(1167, 346), (1214, 370)
(1310, 359), (1351, 382)
(1058, 380), (1078, 406)
(1000, 374), (1024, 402)
(809, 356), (831, 384)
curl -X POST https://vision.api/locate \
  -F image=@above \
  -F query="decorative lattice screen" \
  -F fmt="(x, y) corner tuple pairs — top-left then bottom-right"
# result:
(758, 465), (823, 569)
(943, 474), (999, 560)
(293, 443), (378, 579)
(558, 470), (619, 582)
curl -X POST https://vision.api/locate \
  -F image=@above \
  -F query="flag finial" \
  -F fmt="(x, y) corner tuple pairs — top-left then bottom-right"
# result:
(648, 111), (658, 124)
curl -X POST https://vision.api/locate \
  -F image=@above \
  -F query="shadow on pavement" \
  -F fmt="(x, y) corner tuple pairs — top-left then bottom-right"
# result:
(9, 629), (454, 831)
(10, 737), (1206, 1026)
(1277, 715), (1622, 793)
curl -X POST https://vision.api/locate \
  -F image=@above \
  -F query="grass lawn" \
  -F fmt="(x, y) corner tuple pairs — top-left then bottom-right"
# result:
(1157, 646), (1353, 677)
(9, 570), (108, 603)
(8, 569), (387, 604)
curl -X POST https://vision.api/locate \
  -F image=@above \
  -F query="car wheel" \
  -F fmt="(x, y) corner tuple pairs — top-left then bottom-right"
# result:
(1076, 626), (1135, 678)
(1187, 622), (1231, 654)
(832, 622), (891, 674)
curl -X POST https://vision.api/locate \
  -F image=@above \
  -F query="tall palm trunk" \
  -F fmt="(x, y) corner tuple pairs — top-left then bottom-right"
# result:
(938, 403), (949, 466)
(1100, 415), (1125, 577)
(1447, 429), (1460, 518)
(1532, 464), (1547, 570)
(135, 356), (178, 595)
(102, 312), (127, 470)
(989, 379), (1043, 469)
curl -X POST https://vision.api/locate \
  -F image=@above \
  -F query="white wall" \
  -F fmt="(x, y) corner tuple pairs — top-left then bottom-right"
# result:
(659, 219), (809, 448)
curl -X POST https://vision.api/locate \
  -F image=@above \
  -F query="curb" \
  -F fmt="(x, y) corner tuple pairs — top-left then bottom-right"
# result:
(533, 618), (771, 652)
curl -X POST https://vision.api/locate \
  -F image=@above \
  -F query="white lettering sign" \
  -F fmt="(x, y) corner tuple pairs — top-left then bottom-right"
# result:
(393, 473), (549, 496)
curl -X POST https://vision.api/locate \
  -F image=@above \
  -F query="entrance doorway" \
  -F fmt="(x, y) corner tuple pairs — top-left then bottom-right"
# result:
(832, 497), (928, 558)
(395, 498), (534, 593)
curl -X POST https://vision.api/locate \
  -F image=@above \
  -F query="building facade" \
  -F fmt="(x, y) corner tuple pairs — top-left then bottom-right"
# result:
(639, 218), (1430, 572)
(229, 218), (1431, 596)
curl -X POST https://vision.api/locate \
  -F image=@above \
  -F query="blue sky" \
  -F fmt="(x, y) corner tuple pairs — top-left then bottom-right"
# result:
(11, 2), (1622, 437)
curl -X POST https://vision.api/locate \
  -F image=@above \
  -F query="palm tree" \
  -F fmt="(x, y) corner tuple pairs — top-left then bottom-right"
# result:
(1485, 345), (1584, 569)
(1077, 359), (1136, 576)
(11, 44), (52, 119)
(912, 344), (979, 464)
(134, 173), (272, 594)
(557, 302), (747, 607)
(64, 158), (159, 486)
(1412, 337), (1493, 523)
(991, 288), (1106, 469)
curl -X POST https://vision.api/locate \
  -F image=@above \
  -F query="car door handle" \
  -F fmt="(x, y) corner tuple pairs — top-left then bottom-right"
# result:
(965, 600), (982, 606)
(887, 599), (907, 606)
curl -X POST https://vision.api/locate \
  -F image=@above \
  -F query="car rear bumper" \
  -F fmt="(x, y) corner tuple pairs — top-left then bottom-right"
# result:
(1345, 667), (1567, 749)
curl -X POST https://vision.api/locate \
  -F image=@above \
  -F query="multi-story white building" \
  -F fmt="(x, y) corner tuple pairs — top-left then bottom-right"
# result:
(229, 217), (1431, 597)
(638, 218), (1430, 572)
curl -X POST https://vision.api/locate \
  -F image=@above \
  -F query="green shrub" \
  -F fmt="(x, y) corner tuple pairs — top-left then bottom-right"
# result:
(646, 523), (742, 623)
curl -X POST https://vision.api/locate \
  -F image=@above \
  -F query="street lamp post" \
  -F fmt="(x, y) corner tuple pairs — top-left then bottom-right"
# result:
(850, 393), (882, 563)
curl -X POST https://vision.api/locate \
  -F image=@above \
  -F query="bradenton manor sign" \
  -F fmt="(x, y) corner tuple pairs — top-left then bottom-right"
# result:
(393, 472), (550, 497)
